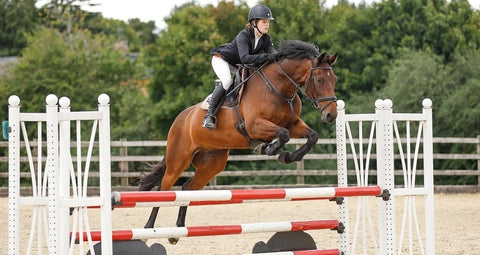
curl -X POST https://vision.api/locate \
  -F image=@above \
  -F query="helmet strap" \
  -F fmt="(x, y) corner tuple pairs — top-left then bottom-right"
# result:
(252, 20), (263, 36)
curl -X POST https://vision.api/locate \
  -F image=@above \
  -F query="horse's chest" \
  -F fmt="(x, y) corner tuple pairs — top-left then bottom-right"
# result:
(262, 103), (300, 125)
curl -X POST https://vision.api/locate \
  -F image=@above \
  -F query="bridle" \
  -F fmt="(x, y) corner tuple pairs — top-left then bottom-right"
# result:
(303, 61), (338, 112)
(256, 58), (337, 122)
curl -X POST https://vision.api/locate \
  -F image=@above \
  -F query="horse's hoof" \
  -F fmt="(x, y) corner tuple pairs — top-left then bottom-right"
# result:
(265, 139), (282, 155)
(278, 152), (291, 164)
(254, 143), (267, 155)
(168, 237), (179, 245)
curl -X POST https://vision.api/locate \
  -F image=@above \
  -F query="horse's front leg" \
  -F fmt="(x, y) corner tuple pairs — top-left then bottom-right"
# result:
(263, 127), (290, 155)
(168, 182), (190, 245)
(278, 119), (318, 164)
(168, 206), (187, 245)
(248, 119), (291, 156)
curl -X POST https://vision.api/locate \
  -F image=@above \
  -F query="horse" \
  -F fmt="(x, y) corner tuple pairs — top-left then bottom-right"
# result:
(138, 40), (338, 245)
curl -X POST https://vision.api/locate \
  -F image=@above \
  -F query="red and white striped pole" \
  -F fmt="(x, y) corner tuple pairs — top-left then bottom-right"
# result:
(74, 219), (341, 242)
(241, 249), (342, 255)
(111, 186), (383, 208)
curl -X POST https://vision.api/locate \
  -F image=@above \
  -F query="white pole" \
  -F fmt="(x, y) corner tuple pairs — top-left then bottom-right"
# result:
(59, 97), (72, 254)
(45, 94), (60, 254)
(8, 95), (21, 255)
(98, 94), (113, 254)
(336, 100), (350, 254)
(422, 99), (435, 254)
(376, 99), (395, 255)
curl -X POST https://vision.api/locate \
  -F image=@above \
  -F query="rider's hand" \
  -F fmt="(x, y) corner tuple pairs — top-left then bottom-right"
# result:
(266, 53), (276, 62)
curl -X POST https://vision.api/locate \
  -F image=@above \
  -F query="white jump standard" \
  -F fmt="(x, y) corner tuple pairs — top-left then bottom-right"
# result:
(7, 94), (435, 254)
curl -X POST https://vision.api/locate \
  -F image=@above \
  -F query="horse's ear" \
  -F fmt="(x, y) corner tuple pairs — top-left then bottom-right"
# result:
(329, 53), (338, 65)
(317, 53), (327, 65)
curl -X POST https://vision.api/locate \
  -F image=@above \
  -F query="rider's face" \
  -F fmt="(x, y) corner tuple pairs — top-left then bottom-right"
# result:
(255, 19), (270, 35)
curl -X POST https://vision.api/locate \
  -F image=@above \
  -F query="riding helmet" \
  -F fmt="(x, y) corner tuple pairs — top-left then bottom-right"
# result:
(248, 5), (274, 22)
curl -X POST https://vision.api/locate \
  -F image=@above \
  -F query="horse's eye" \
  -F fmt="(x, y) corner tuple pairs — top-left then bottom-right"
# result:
(317, 78), (323, 83)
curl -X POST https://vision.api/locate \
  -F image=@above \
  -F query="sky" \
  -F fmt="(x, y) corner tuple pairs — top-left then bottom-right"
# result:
(37, 0), (480, 31)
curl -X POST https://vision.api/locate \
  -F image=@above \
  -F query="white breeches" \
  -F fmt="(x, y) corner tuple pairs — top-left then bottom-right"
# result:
(211, 56), (237, 90)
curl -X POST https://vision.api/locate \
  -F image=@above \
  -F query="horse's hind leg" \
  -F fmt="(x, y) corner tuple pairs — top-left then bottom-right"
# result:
(168, 149), (230, 245)
(142, 150), (193, 229)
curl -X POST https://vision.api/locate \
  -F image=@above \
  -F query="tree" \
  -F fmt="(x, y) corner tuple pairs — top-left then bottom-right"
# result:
(264, 0), (326, 42)
(38, 0), (158, 52)
(0, 26), (156, 140)
(0, 0), (38, 56)
(436, 51), (480, 137)
(379, 49), (449, 112)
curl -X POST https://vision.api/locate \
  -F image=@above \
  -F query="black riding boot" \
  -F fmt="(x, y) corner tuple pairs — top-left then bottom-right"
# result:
(202, 85), (226, 130)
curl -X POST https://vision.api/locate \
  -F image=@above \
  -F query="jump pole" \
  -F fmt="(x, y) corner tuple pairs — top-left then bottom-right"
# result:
(241, 250), (342, 255)
(75, 219), (342, 242)
(111, 186), (384, 205)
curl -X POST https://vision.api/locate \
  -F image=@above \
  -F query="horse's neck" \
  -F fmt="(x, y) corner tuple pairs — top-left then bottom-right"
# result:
(263, 63), (305, 98)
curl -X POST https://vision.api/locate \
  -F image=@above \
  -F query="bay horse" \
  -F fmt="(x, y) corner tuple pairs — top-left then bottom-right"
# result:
(139, 40), (338, 244)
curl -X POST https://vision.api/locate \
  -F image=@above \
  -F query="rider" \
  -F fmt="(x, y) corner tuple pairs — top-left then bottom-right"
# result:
(202, 5), (277, 130)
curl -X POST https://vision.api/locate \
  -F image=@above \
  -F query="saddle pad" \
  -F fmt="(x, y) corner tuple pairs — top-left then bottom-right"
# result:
(200, 94), (212, 110)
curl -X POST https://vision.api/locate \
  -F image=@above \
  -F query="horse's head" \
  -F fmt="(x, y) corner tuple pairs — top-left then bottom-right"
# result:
(304, 52), (338, 124)
(262, 40), (338, 124)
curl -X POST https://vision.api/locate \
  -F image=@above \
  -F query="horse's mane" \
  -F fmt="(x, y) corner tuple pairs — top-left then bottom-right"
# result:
(276, 40), (320, 60)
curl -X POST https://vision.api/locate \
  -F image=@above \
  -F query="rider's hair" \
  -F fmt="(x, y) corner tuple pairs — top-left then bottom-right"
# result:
(245, 20), (256, 29)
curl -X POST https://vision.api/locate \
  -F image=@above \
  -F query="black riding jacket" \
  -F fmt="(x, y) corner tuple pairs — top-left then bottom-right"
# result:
(211, 27), (276, 66)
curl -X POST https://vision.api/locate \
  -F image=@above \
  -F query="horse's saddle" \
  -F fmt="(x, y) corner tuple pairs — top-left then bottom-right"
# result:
(200, 66), (249, 110)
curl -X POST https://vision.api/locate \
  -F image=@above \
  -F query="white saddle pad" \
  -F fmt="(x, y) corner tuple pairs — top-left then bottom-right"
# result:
(200, 94), (212, 110)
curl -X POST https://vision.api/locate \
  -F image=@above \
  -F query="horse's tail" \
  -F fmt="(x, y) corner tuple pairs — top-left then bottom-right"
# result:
(138, 159), (166, 191)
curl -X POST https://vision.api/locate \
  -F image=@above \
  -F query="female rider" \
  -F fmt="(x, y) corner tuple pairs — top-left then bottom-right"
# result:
(202, 5), (277, 130)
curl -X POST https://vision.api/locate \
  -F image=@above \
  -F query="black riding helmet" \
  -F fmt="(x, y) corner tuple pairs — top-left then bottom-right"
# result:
(248, 5), (274, 22)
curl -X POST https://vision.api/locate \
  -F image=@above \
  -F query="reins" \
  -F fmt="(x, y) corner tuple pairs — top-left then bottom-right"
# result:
(256, 58), (337, 123)
(224, 57), (337, 127)
(223, 57), (336, 141)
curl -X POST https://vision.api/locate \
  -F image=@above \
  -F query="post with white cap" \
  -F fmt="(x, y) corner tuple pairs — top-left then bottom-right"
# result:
(8, 95), (21, 255)
(376, 99), (395, 254)
(98, 93), (113, 254)
(45, 94), (61, 254)
(58, 96), (72, 253)
(335, 99), (350, 253)
(422, 98), (435, 254)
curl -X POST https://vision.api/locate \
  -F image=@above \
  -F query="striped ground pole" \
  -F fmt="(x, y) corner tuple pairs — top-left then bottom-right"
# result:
(241, 249), (342, 255)
(111, 186), (382, 208)
(74, 219), (341, 242)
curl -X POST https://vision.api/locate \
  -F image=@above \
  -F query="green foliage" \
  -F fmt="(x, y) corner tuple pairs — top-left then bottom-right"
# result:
(37, 1), (158, 51)
(0, 0), (38, 56)
(264, 0), (326, 41)
(0, 26), (156, 141)
(380, 49), (448, 112)
(436, 52), (480, 137)
(1, 0), (480, 186)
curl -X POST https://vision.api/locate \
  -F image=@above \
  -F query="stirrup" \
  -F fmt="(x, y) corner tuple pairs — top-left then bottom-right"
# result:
(202, 115), (217, 130)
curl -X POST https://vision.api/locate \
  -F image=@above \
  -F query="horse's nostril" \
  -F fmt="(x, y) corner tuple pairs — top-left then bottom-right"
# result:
(324, 112), (337, 124)
(328, 113), (335, 123)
